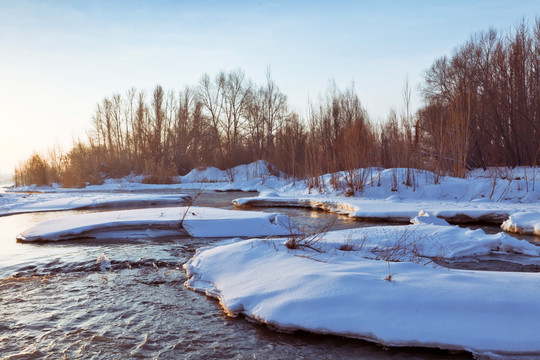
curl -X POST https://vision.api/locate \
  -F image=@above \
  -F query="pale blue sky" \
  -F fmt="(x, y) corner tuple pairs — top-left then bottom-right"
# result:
(0, 0), (538, 174)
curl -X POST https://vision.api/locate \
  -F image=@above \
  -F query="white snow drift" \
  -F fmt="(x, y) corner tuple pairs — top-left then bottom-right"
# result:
(502, 211), (540, 236)
(0, 192), (191, 216)
(16, 207), (298, 242)
(185, 218), (540, 357)
(315, 212), (540, 260)
(9, 160), (282, 193)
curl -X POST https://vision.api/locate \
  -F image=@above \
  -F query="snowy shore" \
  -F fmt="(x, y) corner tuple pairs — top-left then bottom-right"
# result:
(233, 166), (540, 233)
(184, 234), (540, 357)
(5, 164), (540, 234)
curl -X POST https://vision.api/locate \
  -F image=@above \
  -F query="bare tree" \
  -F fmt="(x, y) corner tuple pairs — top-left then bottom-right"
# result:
(198, 73), (226, 166)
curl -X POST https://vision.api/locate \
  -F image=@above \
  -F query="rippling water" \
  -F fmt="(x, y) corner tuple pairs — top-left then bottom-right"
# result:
(0, 191), (474, 359)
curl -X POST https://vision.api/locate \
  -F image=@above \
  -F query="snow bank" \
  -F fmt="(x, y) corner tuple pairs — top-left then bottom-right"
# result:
(16, 207), (299, 242)
(0, 193), (191, 216)
(290, 213), (540, 260)
(9, 160), (285, 193)
(469, 166), (540, 182)
(184, 233), (540, 357)
(235, 195), (534, 225)
(7, 163), (540, 233)
(177, 160), (284, 191)
(9, 164), (540, 205)
(502, 212), (540, 236)
(181, 160), (280, 183)
(272, 167), (540, 204)
(9, 164), (540, 204)
(233, 166), (540, 225)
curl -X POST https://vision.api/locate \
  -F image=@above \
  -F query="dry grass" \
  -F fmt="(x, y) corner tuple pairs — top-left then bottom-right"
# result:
(284, 217), (336, 253)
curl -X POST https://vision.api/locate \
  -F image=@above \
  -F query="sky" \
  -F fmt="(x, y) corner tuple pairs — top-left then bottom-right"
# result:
(0, 0), (538, 175)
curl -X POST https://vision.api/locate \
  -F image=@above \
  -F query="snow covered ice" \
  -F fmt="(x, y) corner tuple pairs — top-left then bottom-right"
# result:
(0, 192), (191, 216)
(16, 206), (299, 242)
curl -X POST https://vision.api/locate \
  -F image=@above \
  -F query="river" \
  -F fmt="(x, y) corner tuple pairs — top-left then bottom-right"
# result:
(1, 190), (475, 359)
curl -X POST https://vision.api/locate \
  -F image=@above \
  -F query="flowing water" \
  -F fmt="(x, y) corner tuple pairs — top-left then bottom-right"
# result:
(0, 190), (482, 359)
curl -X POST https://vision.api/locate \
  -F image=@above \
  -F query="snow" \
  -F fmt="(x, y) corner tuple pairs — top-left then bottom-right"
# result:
(16, 206), (299, 242)
(276, 167), (540, 203)
(8, 164), (540, 204)
(234, 194), (534, 225)
(315, 214), (540, 260)
(232, 167), (540, 226)
(502, 212), (540, 236)
(176, 165), (539, 357)
(184, 229), (540, 357)
(180, 160), (281, 185)
(8, 160), (283, 193)
(7, 164), (539, 226)
(96, 253), (111, 271)
(0, 192), (191, 216)
(410, 211), (450, 226)
(0, 161), (283, 217)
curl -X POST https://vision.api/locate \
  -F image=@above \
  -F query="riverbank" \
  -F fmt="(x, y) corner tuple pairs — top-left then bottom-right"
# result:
(6, 163), (540, 228)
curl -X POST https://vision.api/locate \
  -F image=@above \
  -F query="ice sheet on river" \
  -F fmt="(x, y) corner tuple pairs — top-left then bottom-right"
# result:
(0, 192), (191, 216)
(16, 207), (298, 242)
(184, 218), (540, 358)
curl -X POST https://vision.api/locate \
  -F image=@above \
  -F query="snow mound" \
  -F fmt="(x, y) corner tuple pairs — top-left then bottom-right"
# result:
(16, 207), (300, 242)
(0, 192), (191, 216)
(181, 166), (227, 183)
(502, 212), (540, 236)
(410, 211), (449, 226)
(185, 237), (540, 357)
(315, 223), (540, 260)
(180, 160), (280, 183)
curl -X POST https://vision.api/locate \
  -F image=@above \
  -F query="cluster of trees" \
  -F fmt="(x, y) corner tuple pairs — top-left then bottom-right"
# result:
(15, 20), (540, 188)
(419, 20), (540, 177)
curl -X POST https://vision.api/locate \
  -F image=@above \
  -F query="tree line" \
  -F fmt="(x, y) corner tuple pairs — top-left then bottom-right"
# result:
(419, 19), (540, 177)
(15, 19), (540, 189)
